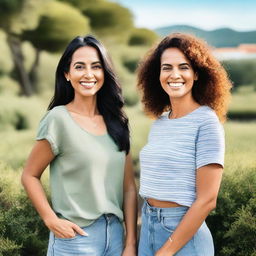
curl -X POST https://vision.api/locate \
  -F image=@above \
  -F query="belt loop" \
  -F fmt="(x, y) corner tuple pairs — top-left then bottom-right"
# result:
(157, 208), (161, 222)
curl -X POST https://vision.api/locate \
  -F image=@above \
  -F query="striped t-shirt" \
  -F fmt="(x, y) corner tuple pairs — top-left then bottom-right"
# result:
(139, 106), (225, 207)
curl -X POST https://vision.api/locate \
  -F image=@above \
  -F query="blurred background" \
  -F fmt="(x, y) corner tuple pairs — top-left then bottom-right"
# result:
(0, 0), (255, 255)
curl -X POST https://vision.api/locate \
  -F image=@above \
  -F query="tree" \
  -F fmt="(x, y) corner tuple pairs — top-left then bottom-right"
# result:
(22, 1), (90, 92)
(128, 28), (158, 46)
(0, 0), (45, 96)
(83, 1), (134, 43)
(57, 0), (103, 10)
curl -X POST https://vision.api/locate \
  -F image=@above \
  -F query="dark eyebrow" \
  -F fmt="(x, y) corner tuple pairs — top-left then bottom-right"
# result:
(161, 63), (190, 67)
(161, 64), (172, 67)
(73, 61), (101, 66)
(179, 63), (190, 67)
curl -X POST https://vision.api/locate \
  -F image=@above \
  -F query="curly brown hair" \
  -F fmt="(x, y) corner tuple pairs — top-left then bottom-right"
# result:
(137, 33), (232, 122)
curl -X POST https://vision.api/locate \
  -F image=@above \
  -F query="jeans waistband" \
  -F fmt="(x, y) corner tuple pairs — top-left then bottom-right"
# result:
(143, 200), (189, 218)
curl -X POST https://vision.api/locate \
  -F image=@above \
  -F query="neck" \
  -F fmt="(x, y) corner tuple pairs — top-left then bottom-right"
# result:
(69, 95), (99, 117)
(169, 95), (200, 119)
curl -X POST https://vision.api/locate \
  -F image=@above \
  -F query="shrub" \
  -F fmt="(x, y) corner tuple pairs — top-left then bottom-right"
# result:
(207, 167), (256, 256)
(123, 58), (138, 73)
(0, 237), (21, 256)
(222, 59), (256, 90)
(128, 28), (158, 46)
(0, 163), (49, 256)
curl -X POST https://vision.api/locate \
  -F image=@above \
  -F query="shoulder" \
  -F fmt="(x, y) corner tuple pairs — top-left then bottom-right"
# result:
(153, 112), (168, 124)
(40, 105), (66, 123)
(196, 106), (224, 137)
(38, 106), (68, 131)
(196, 106), (221, 126)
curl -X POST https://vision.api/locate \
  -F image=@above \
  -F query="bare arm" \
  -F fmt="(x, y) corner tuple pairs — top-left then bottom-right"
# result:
(155, 164), (223, 256)
(122, 153), (138, 256)
(21, 140), (87, 238)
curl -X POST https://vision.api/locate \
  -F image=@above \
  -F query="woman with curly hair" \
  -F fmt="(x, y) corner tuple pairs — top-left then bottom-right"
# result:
(137, 33), (231, 256)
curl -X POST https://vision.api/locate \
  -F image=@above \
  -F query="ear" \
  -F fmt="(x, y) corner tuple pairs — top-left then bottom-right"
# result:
(64, 72), (69, 81)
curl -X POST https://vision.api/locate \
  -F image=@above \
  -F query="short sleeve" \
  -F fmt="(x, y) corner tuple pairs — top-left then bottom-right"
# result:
(36, 112), (60, 156)
(196, 118), (225, 169)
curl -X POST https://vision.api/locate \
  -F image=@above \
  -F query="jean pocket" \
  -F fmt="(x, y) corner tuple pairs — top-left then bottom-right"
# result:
(54, 234), (79, 241)
(160, 216), (179, 233)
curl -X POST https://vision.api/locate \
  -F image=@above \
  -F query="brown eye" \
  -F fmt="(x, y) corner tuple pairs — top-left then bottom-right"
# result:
(92, 65), (102, 69)
(75, 65), (84, 70)
(162, 66), (171, 71)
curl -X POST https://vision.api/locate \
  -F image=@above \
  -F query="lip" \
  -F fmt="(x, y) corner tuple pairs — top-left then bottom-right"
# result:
(167, 82), (184, 88)
(80, 81), (96, 89)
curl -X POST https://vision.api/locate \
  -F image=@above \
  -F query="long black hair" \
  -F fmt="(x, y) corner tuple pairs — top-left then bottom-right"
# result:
(48, 35), (130, 154)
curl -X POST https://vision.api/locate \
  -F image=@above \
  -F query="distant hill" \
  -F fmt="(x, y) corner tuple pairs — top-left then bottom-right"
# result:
(154, 25), (256, 47)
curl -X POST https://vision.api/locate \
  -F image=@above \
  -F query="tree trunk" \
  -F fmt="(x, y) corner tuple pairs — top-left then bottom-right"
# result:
(7, 34), (33, 96)
(29, 47), (41, 93)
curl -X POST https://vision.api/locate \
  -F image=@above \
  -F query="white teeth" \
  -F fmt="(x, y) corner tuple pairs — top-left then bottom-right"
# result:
(168, 82), (184, 87)
(80, 82), (95, 86)
(80, 82), (96, 89)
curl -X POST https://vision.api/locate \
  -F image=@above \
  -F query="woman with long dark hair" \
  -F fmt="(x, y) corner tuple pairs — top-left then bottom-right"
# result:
(21, 35), (137, 256)
(137, 33), (231, 256)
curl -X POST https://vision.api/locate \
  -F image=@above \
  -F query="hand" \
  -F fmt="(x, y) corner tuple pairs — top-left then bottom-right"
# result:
(45, 217), (88, 238)
(122, 244), (137, 256)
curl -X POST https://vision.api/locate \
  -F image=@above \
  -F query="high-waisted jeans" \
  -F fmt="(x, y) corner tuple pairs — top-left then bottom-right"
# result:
(138, 201), (214, 256)
(47, 214), (124, 256)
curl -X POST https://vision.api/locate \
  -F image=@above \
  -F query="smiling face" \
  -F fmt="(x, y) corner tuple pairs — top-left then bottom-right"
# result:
(65, 46), (104, 99)
(160, 47), (198, 102)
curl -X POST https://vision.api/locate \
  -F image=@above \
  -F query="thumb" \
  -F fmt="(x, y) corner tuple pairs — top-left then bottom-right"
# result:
(72, 224), (88, 236)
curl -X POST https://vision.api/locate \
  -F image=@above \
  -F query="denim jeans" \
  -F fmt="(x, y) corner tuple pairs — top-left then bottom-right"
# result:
(47, 214), (124, 256)
(138, 201), (214, 256)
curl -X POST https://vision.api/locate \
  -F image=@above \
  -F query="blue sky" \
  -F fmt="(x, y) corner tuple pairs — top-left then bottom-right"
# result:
(110, 0), (256, 31)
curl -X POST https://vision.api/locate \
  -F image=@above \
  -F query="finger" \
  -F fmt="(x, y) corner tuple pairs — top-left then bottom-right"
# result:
(72, 224), (88, 236)
(54, 226), (76, 238)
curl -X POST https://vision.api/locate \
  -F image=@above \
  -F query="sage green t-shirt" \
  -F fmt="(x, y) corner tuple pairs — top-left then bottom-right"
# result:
(36, 105), (126, 227)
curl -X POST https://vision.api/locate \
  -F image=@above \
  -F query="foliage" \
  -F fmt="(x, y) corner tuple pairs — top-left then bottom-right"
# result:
(228, 86), (256, 119)
(22, 1), (90, 52)
(0, 237), (21, 256)
(128, 28), (158, 46)
(0, 0), (45, 34)
(83, 1), (133, 42)
(0, 31), (13, 77)
(0, 0), (25, 30)
(57, 0), (103, 10)
(0, 93), (46, 168)
(222, 59), (256, 89)
(207, 167), (256, 256)
(0, 162), (49, 256)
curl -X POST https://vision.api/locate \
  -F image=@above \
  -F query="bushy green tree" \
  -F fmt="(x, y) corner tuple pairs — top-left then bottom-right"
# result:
(128, 28), (158, 46)
(83, 1), (134, 42)
(23, 1), (90, 52)
(0, 0), (45, 96)
(57, 0), (103, 10)
(22, 1), (90, 92)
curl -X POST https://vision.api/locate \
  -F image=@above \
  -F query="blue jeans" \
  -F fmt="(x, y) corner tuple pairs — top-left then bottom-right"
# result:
(47, 214), (124, 256)
(138, 201), (214, 256)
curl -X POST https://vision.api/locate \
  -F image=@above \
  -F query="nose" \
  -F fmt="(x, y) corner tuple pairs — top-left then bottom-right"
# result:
(170, 71), (181, 79)
(84, 69), (94, 79)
